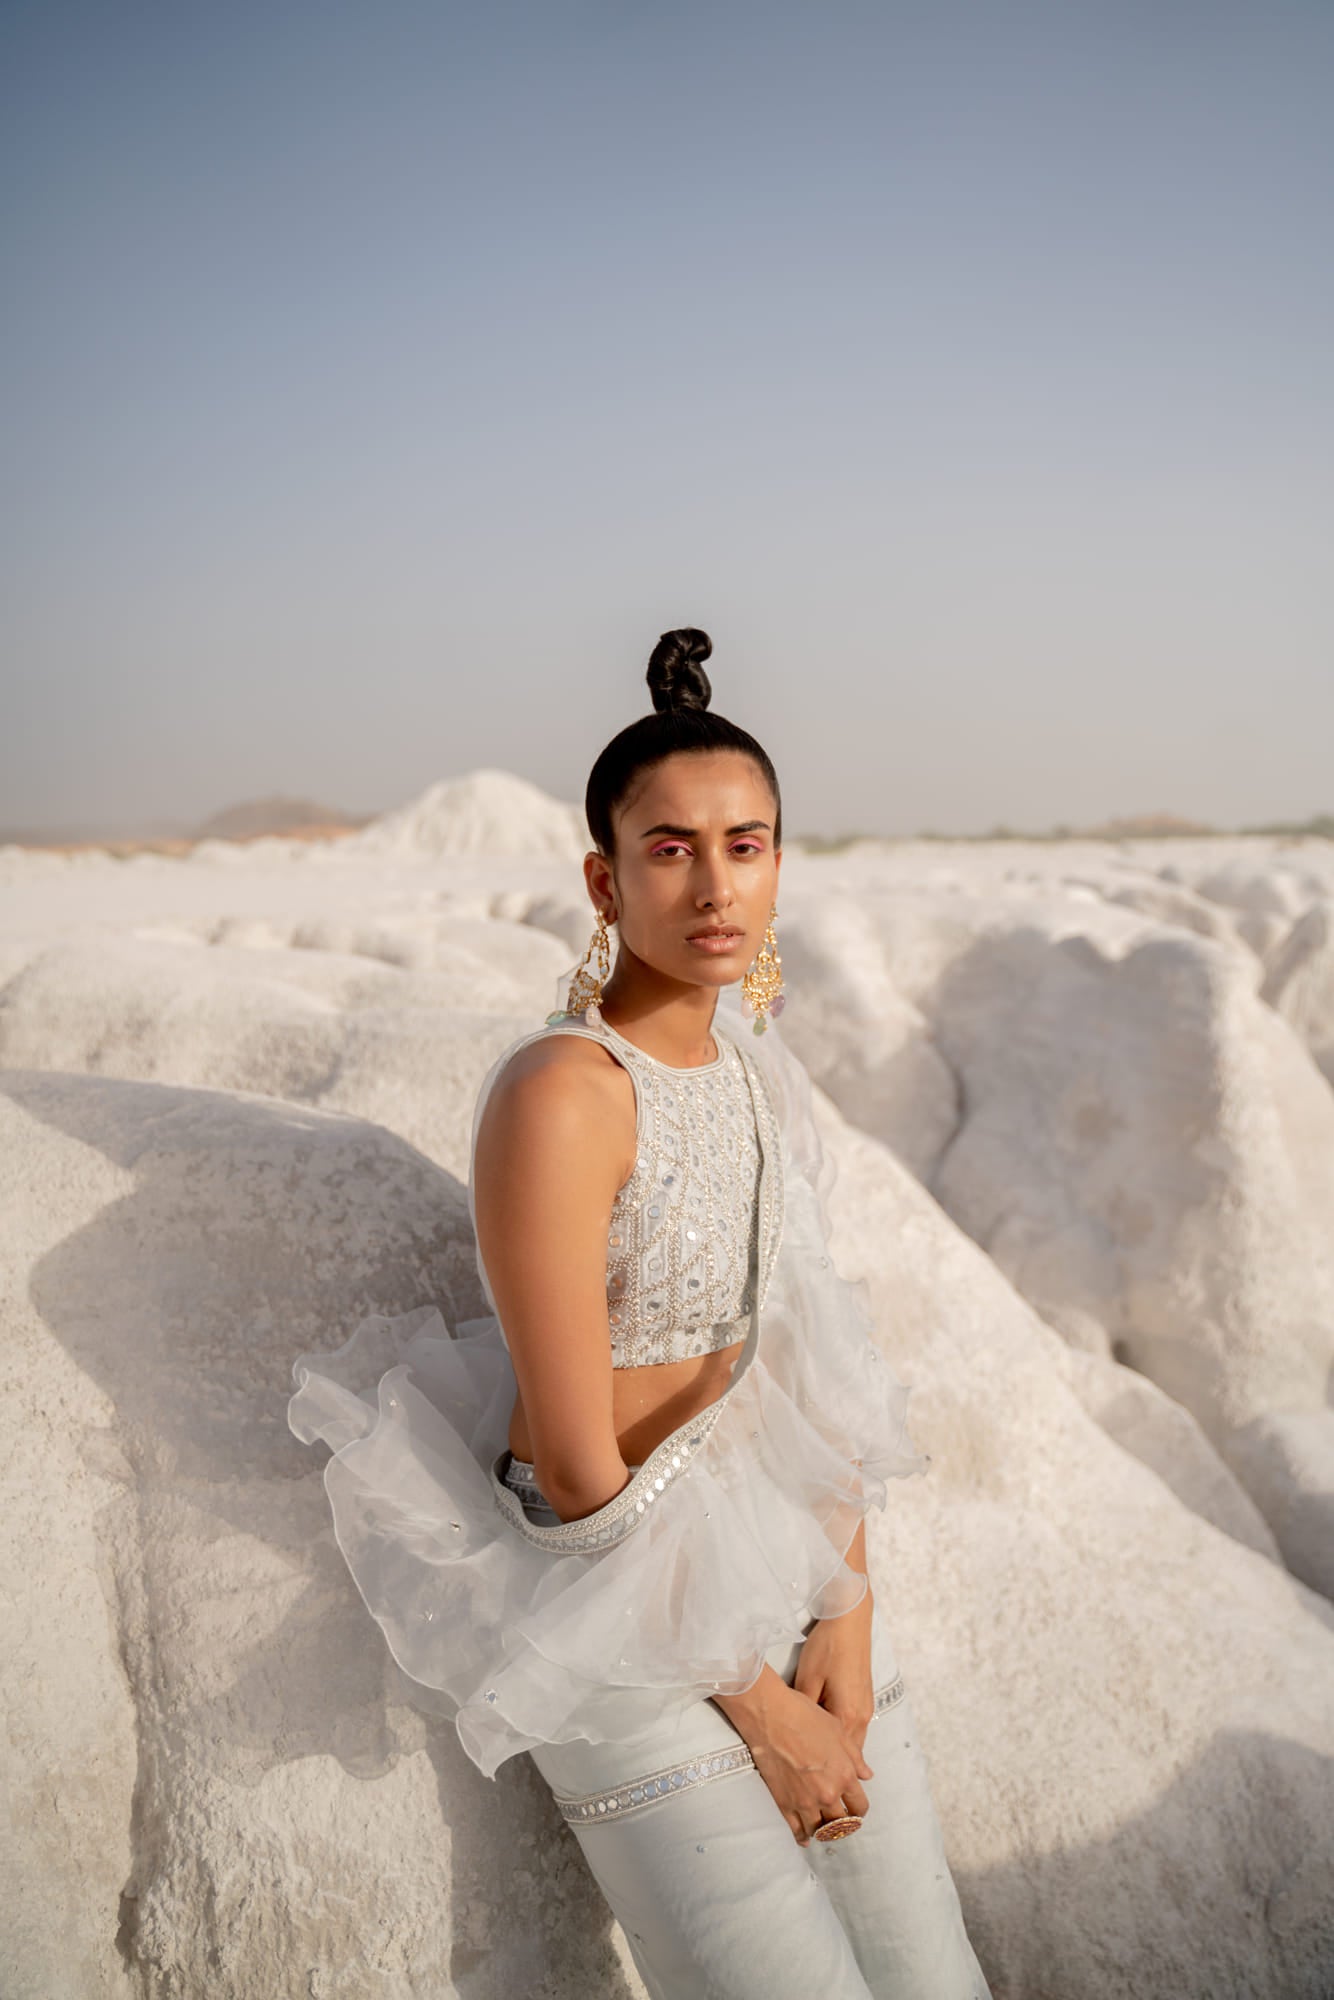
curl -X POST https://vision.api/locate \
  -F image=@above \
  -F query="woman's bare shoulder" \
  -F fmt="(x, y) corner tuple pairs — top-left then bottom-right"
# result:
(492, 1030), (627, 1098)
(477, 1032), (635, 1179)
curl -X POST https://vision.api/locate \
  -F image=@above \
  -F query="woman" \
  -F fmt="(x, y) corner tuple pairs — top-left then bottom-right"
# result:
(289, 628), (992, 1999)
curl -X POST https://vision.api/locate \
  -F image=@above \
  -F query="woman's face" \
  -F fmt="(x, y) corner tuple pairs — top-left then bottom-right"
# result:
(595, 749), (782, 992)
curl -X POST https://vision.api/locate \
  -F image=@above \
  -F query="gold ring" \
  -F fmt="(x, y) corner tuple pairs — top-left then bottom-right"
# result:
(813, 1814), (863, 1842)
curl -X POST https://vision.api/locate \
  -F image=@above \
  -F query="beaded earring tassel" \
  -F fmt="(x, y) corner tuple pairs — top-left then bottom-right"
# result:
(548, 908), (612, 1026)
(740, 904), (785, 1033)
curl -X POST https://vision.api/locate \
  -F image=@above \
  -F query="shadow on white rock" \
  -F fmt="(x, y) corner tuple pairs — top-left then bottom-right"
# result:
(920, 923), (1334, 1600)
(811, 1088), (1334, 1998)
(0, 931), (564, 1179)
(1054, 1347), (1281, 1561)
(1192, 858), (1329, 961)
(760, 896), (961, 1184)
(0, 1069), (643, 2000)
(4, 1056), (1334, 1996)
(1261, 898), (1334, 1087)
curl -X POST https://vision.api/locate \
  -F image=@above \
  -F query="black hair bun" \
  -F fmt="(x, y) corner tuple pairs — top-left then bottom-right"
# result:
(646, 628), (712, 714)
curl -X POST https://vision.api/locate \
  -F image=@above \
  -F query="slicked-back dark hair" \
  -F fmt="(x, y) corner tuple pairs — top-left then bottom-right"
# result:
(585, 628), (782, 859)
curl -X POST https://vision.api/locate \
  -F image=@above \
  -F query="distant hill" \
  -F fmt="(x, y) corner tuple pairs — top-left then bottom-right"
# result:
(1080, 810), (1217, 838)
(0, 796), (375, 855)
(1239, 812), (1334, 840)
(0, 817), (194, 847)
(805, 808), (1334, 848)
(192, 796), (373, 841)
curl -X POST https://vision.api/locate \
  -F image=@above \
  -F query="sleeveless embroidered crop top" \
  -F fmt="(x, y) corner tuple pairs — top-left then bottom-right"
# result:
(543, 1012), (763, 1368)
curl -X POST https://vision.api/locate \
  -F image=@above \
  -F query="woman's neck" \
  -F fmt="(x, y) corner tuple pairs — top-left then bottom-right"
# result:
(594, 980), (721, 1068)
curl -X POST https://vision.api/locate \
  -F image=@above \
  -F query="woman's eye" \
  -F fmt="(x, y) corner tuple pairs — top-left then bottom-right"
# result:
(651, 841), (763, 858)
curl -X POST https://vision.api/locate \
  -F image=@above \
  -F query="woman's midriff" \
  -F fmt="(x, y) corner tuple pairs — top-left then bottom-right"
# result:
(507, 1335), (748, 1470)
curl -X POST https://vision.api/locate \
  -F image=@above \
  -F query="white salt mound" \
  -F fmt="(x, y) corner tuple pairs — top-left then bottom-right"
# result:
(2, 784), (1333, 1996)
(349, 768), (588, 860)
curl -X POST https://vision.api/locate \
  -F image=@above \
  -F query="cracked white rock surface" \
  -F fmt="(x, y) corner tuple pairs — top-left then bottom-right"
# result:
(3, 794), (1334, 1996)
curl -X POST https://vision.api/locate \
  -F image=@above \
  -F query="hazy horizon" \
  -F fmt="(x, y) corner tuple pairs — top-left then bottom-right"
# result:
(5, 1), (1332, 841)
(5, 777), (1329, 852)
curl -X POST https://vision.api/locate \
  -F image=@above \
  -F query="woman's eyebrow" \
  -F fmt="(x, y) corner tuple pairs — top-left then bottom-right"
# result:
(638, 820), (772, 838)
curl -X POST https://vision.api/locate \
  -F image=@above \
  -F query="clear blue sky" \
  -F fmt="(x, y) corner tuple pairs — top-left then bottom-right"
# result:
(4, 0), (1331, 840)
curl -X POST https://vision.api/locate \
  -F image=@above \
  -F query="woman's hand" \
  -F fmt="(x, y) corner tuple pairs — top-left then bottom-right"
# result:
(743, 1681), (876, 1847)
(710, 1530), (877, 1847)
(713, 1618), (877, 1848)
(792, 1592), (877, 1761)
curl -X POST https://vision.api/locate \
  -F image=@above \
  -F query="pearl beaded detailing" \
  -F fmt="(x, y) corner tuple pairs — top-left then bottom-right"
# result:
(550, 1674), (907, 1825)
(545, 1014), (763, 1369)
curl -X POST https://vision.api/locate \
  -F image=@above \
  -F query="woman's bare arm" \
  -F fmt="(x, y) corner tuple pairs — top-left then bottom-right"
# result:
(473, 1041), (634, 1524)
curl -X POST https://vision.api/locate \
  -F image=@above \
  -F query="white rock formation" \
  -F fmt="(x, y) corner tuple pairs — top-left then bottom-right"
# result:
(1262, 898), (1334, 1085)
(0, 930), (565, 1180)
(348, 768), (588, 861)
(2, 794), (1334, 1994)
(3, 1060), (1332, 1997)
(925, 922), (1334, 1599)
(765, 892), (960, 1184)
(774, 854), (1334, 1605)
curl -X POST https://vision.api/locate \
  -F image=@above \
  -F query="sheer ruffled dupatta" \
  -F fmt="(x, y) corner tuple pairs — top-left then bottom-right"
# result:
(287, 1004), (928, 1781)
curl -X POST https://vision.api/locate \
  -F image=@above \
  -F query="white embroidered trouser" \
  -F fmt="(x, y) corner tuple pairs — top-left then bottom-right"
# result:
(511, 1462), (992, 2000)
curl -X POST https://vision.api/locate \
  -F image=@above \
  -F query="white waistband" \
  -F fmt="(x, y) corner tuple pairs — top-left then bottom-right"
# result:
(504, 1454), (644, 1504)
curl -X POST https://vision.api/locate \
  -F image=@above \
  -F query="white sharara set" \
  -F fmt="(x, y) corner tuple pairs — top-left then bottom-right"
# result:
(288, 990), (992, 1999)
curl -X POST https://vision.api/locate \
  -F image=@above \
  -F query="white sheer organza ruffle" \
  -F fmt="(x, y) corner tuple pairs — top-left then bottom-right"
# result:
(288, 991), (929, 1781)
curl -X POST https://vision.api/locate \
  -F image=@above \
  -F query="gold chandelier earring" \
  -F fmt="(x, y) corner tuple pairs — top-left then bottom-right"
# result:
(740, 903), (785, 1034)
(548, 907), (614, 1024)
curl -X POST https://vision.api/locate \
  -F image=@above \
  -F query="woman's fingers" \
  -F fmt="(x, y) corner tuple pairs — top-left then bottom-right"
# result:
(787, 1780), (872, 1846)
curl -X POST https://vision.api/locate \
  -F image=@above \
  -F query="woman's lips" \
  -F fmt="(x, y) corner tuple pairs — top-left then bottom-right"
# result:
(687, 931), (745, 953)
